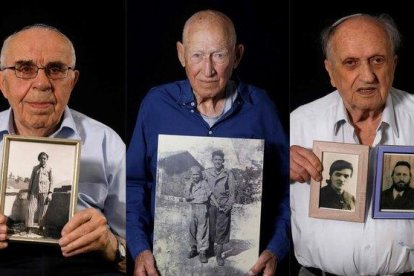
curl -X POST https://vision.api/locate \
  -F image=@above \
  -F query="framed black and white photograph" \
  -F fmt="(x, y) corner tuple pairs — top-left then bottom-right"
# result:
(0, 135), (81, 243)
(373, 145), (414, 219)
(153, 134), (264, 275)
(309, 141), (369, 222)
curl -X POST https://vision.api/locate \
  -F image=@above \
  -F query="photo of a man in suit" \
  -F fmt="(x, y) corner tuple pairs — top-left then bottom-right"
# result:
(381, 161), (414, 210)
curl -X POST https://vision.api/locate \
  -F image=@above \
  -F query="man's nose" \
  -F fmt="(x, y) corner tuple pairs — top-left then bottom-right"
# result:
(203, 56), (215, 77)
(33, 68), (52, 91)
(359, 62), (376, 83)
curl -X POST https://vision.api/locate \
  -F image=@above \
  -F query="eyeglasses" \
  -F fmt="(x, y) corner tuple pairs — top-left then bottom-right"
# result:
(1, 63), (74, 80)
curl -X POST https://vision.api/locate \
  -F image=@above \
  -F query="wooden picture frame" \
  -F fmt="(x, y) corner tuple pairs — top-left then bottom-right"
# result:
(309, 141), (369, 222)
(0, 134), (81, 243)
(373, 145), (414, 219)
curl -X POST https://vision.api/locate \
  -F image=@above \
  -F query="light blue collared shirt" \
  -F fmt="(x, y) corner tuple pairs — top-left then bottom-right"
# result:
(0, 107), (125, 238)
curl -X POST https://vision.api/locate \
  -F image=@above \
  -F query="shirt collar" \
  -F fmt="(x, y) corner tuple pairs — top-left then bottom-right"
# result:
(51, 106), (81, 139)
(0, 107), (81, 139)
(333, 91), (399, 138)
(179, 79), (244, 106)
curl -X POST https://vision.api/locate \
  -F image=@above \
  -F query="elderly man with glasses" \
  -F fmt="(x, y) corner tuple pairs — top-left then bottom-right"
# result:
(0, 24), (126, 275)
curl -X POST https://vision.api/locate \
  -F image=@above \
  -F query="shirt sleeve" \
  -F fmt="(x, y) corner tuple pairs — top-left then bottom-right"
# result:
(104, 141), (126, 238)
(126, 103), (153, 260)
(262, 101), (290, 261)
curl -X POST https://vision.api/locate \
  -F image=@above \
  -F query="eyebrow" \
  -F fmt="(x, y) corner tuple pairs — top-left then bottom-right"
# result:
(14, 60), (66, 66)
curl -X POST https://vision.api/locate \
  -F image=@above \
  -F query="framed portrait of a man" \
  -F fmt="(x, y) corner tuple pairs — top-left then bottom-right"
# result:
(153, 134), (264, 275)
(373, 145), (414, 219)
(309, 141), (369, 222)
(0, 135), (81, 243)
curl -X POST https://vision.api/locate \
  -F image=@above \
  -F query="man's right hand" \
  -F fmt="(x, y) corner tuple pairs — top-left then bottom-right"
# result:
(290, 145), (322, 183)
(0, 214), (8, 249)
(135, 249), (159, 276)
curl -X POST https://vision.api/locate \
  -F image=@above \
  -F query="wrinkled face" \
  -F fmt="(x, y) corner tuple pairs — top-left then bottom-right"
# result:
(177, 19), (243, 100)
(330, 168), (352, 193)
(191, 167), (202, 183)
(392, 165), (411, 192)
(0, 28), (79, 135)
(324, 17), (397, 114)
(212, 155), (224, 170)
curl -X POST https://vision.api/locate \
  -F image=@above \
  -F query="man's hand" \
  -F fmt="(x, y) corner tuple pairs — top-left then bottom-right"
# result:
(59, 208), (117, 261)
(0, 214), (8, 249)
(135, 250), (159, 276)
(248, 250), (277, 276)
(290, 145), (322, 183)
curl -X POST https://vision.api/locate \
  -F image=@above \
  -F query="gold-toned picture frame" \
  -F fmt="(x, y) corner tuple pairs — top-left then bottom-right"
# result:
(309, 141), (369, 222)
(0, 134), (81, 244)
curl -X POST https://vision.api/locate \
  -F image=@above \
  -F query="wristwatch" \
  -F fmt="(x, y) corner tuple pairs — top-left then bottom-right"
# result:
(114, 239), (126, 263)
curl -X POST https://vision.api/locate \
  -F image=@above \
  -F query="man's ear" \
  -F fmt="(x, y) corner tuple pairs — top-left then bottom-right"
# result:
(177, 42), (185, 67)
(324, 59), (336, 87)
(233, 44), (245, 69)
(0, 72), (8, 100)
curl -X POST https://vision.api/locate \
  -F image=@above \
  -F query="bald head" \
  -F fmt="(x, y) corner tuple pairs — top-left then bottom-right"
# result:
(182, 10), (237, 47)
(321, 14), (400, 60)
(1, 24), (76, 67)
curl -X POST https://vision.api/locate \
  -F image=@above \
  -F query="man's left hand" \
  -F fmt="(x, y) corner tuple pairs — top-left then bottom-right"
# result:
(248, 250), (277, 276)
(59, 208), (118, 261)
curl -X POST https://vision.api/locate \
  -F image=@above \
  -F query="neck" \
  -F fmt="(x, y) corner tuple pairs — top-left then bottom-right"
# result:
(330, 185), (343, 195)
(346, 107), (383, 146)
(14, 121), (58, 137)
(195, 90), (226, 117)
(215, 167), (223, 173)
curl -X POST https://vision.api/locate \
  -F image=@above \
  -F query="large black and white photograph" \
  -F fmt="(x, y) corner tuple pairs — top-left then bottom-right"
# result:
(309, 141), (369, 222)
(153, 134), (264, 275)
(0, 135), (80, 243)
(373, 145), (414, 219)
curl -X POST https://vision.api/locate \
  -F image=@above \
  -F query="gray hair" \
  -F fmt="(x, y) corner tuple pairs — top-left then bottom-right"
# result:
(321, 13), (401, 59)
(0, 23), (76, 67)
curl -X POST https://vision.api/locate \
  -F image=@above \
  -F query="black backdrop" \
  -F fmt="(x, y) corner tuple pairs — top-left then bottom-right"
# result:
(0, 1), (126, 140)
(5, 0), (410, 274)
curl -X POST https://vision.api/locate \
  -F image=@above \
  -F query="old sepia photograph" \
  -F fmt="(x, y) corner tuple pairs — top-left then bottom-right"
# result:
(309, 141), (369, 222)
(0, 135), (81, 243)
(373, 145), (414, 219)
(153, 134), (264, 275)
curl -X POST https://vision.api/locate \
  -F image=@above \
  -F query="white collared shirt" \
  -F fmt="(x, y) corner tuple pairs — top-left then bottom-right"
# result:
(290, 88), (414, 275)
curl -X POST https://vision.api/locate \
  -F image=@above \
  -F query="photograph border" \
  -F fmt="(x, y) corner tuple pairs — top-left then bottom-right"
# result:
(309, 141), (369, 222)
(0, 134), (81, 244)
(373, 145), (414, 219)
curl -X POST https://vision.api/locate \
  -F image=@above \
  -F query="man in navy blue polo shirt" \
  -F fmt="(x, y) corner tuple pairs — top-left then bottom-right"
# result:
(126, 9), (289, 276)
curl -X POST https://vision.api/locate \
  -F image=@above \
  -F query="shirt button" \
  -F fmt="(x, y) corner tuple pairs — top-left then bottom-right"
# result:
(191, 102), (195, 106)
(191, 110), (194, 113)
(208, 130), (213, 135)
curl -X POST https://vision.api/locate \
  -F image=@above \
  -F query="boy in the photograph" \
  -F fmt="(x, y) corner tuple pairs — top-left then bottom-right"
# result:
(185, 166), (219, 264)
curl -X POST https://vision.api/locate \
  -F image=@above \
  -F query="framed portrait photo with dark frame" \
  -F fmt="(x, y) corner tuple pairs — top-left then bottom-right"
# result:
(0, 134), (81, 244)
(373, 145), (414, 219)
(309, 141), (369, 222)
